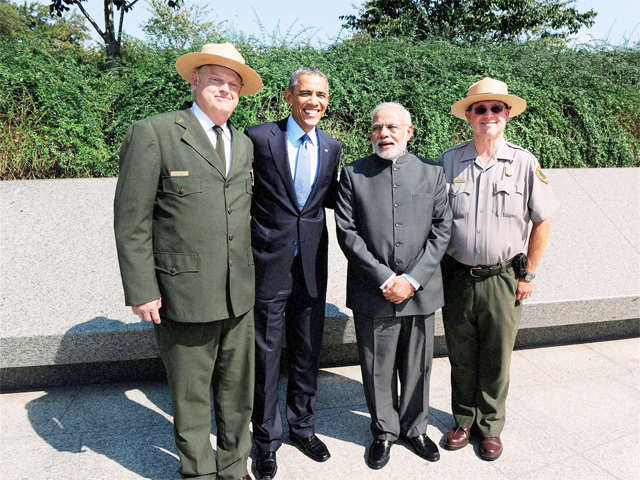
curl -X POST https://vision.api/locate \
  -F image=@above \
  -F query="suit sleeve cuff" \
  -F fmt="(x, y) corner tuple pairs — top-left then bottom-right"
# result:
(402, 273), (420, 291)
(379, 273), (396, 290)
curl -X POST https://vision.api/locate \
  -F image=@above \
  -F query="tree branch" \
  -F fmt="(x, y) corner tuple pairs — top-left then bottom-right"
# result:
(74, 0), (105, 39)
(117, 2), (125, 43)
(125, 0), (142, 9)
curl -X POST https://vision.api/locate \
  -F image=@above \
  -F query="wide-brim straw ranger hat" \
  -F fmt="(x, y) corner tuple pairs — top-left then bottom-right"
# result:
(175, 42), (263, 96)
(451, 77), (526, 119)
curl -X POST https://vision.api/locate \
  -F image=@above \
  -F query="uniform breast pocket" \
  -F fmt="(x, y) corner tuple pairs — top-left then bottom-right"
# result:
(493, 180), (523, 217)
(161, 176), (202, 197)
(448, 183), (472, 219)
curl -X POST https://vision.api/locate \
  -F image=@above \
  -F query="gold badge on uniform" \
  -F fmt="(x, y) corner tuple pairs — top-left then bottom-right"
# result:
(504, 164), (513, 177)
(453, 177), (465, 183)
(535, 166), (549, 184)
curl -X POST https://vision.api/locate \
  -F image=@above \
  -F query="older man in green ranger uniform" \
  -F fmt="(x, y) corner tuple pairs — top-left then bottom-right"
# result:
(114, 43), (262, 480)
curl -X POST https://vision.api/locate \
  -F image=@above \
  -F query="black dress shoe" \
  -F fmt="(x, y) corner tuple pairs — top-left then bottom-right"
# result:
(289, 433), (330, 462)
(256, 450), (277, 479)
(406, 434), (440, 462)
(366, 439), (392, 469)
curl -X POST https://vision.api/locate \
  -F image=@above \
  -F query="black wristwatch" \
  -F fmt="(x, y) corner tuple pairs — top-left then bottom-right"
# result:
(522, 271), (536, 281)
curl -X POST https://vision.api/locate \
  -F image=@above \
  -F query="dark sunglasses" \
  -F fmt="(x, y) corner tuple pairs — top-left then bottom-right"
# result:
(468, 103), (510, 115)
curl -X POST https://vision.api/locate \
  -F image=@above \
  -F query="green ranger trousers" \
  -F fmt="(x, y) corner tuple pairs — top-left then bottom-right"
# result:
(154, 310), (254, 480)
(441, 255), (520, 437)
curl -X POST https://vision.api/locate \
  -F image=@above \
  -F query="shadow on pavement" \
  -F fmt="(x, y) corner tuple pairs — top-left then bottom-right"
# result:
(26, 318), (181, 479)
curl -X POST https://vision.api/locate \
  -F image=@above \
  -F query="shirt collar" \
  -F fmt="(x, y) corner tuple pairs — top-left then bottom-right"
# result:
(460, 138), (512, 162)
(191, 102), (229, 136)
(287, 115), (317, 146)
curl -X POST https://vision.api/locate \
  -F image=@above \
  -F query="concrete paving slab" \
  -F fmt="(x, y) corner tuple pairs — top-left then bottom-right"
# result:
(80, 427), (181, 480)
(513, 454), (617, 480)
(2, 339), (638, 480)
(493, 410), (577, 478)
(515, 341), (633, 383)
(510, 375), (637, 447)
(583, 432), (640, 480)
(50, 383), (174, 434)
(0, 387), (79, 438)
(1, 431), (83, 479)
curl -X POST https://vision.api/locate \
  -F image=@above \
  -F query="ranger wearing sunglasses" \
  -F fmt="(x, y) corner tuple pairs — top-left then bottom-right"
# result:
(438, 78), (557, 461)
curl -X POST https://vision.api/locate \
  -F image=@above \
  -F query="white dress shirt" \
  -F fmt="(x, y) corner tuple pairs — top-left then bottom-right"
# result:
(286, 115), (319, 187)
(191, 102), (232, 176)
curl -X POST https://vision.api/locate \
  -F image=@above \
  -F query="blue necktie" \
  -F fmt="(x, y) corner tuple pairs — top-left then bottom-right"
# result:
(294, 134), (313, 210)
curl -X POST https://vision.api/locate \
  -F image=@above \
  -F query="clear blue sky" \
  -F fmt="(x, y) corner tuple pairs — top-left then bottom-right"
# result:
(41, 0), (640, 47)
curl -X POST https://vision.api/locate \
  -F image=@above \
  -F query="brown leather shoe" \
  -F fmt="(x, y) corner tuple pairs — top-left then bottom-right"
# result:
(443, 426), (470, 450)
(479, 436), (503, 461)
(239, 475), (253, 480)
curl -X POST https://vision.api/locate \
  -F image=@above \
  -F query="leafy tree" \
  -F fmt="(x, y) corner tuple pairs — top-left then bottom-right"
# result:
(0, 0), (89, 48)
(340, 0), (597, 43)
(48, 0), (181, 64)
(142, 0), (224, 50)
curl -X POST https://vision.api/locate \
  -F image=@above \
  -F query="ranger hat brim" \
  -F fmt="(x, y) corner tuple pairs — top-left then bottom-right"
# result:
(451, 77), (526, 119)
(175, 42), (263, 96)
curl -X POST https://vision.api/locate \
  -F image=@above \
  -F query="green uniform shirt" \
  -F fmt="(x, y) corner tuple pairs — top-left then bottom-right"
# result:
(114, 108), (255, 322)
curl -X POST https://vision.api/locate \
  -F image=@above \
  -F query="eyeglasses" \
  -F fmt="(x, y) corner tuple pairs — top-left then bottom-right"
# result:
(468, 103), (510, 115)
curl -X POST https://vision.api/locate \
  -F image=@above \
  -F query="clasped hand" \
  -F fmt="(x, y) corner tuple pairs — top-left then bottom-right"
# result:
(382, 275), (415, 304)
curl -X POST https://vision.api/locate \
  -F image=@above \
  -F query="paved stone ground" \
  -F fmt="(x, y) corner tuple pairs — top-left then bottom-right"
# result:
(1, 338), (638, 480)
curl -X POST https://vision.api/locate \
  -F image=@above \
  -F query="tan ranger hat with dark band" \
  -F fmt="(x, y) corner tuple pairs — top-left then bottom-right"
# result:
(175, 42), (263, 96)
(451, 77), (526, 119)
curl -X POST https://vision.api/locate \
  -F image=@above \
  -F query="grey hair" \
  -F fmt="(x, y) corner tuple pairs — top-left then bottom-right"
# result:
(288, 67), (329, 92)
(371, 102), (412, 125)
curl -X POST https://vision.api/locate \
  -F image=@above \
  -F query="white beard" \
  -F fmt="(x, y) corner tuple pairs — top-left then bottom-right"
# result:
(374, 141), (406, 161)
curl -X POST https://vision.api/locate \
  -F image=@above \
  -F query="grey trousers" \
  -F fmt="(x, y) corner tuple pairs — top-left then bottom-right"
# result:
(354, 312), (435, 441)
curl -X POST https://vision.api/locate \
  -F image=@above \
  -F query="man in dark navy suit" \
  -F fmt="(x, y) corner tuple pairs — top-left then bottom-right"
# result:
(245, 67), (341, 480)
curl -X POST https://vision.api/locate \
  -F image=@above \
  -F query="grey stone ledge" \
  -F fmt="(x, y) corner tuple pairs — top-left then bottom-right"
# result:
(1, 169), (639, 389)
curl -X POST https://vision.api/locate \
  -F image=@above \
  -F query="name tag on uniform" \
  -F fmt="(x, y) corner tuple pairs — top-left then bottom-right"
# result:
(170, 171), (189, 177)
(453, 177), (465, 183)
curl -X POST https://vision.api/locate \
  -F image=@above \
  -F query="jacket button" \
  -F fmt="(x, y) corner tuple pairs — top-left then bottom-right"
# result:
(395, 242), (402, 247)
(227, 208), (232, 214)
(394, 203), (399, 208)
(228, 234), (234, 240)
(228, 259), (233, 266)
(170, 267), (177, 274)
(178, 188), (184, 194)
(225, 182), (230, 188)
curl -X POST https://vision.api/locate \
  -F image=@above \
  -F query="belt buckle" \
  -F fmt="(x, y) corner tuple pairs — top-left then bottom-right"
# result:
(469, 267), (482, 278)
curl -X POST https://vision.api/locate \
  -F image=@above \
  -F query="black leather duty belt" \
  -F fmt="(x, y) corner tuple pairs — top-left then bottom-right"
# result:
(454, 257), (514, 278)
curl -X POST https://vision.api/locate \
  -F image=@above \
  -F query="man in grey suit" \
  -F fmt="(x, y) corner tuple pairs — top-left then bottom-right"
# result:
(335, 102), (452, 470)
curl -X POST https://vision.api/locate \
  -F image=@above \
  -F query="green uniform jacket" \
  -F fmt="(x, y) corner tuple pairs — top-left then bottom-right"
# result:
(114, 108), (255, 323)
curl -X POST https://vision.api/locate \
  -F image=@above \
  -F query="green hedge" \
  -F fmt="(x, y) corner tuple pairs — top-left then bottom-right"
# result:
(1, 35), (638, 179)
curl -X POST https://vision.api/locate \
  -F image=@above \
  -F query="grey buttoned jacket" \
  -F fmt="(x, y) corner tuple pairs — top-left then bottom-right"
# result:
(335, 153), (452, 318)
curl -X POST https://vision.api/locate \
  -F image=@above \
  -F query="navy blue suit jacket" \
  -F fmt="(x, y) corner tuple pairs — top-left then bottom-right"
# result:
(246, 119), (341, 299)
